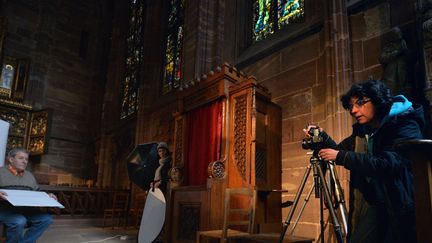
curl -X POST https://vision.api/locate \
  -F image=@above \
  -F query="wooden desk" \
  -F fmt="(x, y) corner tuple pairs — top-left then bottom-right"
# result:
(256, 188), (289, 229)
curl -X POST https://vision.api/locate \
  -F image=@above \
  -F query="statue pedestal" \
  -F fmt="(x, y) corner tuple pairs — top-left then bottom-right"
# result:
(396, 139), (432, 243)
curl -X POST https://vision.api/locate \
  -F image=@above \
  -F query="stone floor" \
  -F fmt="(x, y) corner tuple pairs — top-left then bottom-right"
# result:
(37, 216), (139, 243)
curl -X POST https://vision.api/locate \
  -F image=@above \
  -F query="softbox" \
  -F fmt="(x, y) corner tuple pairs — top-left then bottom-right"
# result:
(126, 142), (159, 190)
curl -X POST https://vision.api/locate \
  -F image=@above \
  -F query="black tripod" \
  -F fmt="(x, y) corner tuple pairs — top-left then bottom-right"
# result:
(278, 151), (346, 243)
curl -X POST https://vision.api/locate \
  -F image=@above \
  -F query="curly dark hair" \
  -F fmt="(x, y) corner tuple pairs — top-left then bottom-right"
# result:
(341, 80), (393, 119)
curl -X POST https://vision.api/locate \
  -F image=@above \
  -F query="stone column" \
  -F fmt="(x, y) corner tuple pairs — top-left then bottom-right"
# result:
(182, 0), (225, 84)
(322, 0), (353, 141)
(319, 0), (353, 191)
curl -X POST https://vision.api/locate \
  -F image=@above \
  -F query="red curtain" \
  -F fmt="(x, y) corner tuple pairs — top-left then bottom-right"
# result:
(184, 99), (223, 185)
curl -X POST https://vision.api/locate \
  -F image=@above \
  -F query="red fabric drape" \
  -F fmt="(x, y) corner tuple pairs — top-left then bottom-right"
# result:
(184, 100), (223, 185)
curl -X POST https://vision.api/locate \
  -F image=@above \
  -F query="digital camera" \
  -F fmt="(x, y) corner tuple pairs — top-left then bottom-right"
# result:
(302, 127), (324, 151)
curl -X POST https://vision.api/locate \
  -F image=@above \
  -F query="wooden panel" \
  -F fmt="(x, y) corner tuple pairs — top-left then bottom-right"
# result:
(182, 81), (223, 112)
(177, 202), (201, 241)
(228, 78), (282, 229)
(173, 114), (186, 168)
(229, 90), (252, 187)
(260, 102), (282, 224)
(168, 186), (209, 243)
(396, 140), (432, 243)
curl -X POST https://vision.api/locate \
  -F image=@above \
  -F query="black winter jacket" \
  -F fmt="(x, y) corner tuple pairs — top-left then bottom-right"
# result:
(320, 97), (424, 242)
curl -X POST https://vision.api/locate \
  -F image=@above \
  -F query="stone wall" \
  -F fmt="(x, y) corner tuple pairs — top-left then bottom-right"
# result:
(1, 0), (111, 185)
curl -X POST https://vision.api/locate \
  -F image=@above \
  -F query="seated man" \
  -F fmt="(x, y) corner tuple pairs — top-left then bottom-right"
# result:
(0, 148), (56, 243)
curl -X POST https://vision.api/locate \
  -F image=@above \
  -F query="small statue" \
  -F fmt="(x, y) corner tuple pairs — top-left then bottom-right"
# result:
(379, 27), (412, 96)
(169, 166), (183, 188)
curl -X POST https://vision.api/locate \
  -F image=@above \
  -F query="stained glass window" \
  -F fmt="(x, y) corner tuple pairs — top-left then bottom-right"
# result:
(121, 0), (145, 119)
(162, 0), (184, 94)
(253, 0), (304, 42)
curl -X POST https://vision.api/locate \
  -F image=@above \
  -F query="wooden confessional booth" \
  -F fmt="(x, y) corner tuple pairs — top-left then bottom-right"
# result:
(166, 64), (282, 242)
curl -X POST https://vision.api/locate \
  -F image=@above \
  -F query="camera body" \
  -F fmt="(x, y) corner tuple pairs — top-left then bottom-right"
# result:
(302, 127), (324, 151)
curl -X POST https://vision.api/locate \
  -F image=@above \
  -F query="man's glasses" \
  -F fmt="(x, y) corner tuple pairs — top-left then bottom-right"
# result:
(346, 98), (371, 111)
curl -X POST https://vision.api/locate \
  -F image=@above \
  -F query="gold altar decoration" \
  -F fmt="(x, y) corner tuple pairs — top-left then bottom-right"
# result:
(0, 98), (49, 155)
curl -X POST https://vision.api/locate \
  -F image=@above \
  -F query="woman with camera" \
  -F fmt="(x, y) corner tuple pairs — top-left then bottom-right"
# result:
(304, 80), (424, 243)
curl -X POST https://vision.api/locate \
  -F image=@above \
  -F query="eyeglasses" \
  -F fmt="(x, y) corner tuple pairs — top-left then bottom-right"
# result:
(346, 98), (371, 111)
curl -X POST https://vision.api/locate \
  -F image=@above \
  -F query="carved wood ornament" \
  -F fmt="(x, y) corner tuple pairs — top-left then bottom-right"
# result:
(233, 94), (248, 181)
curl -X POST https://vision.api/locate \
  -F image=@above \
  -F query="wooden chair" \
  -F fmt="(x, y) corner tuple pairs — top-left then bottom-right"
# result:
(196, 187), (257, 243)
(102, 191), (129, 228)
(128, 192), (147, 228)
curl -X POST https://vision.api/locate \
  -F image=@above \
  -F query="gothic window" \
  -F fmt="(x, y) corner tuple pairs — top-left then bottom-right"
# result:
(162, 0), (184, 94)
(253, 0), (304, 42)
(121, 0), (146, 119)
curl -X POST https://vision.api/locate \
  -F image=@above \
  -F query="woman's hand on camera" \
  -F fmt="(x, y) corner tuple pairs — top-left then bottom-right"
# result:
(318, 148), (339, 161)
(303, 124), (322, 137)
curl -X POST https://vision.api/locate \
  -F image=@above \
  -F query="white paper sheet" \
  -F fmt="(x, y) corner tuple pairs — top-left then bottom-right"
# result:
(0, 119), (9, 167)
(0, 189), (64, 208)
(138, 188), (166, 243)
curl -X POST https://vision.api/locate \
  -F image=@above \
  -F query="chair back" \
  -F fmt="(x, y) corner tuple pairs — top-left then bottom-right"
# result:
(111, 191), (129, 211)
(131, 192), (147, 212)
(222, 187), (256, 239)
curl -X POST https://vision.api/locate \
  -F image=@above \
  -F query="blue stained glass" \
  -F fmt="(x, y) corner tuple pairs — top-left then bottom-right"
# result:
(253, 0), (304, 42)
(254, 0), (273, 42)
(278, 0), (304, 28)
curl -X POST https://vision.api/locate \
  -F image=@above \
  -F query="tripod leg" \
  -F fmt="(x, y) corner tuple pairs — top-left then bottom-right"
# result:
(329, 163), (348, 234)
(320, 188), (325, 243)
(315, 162), (344, 243)
(289, 181), (315, 235)
(279, 164), (312, 243)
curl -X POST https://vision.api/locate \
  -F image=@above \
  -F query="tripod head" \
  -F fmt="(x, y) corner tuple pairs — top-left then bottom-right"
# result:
(302, 126), (328, 179)
(302, 127), (328, 190)
(302, 127), (324, 151)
